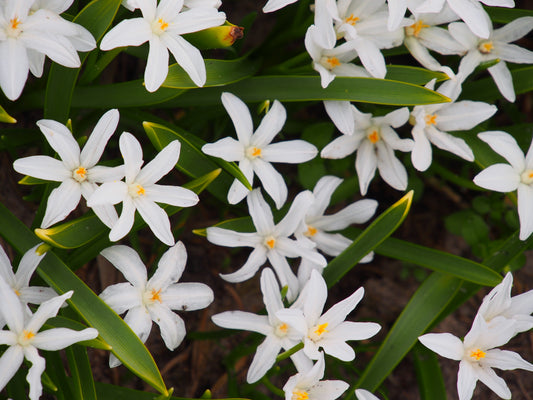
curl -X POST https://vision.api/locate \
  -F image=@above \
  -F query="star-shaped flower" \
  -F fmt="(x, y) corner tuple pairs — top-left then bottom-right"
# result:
(13, 109), (124, 229)
(99, 242), (214, 367)
(473, 130), (533, 240)
(0, 280), (98, 400)
(100, 0), (226, 91)
(87, 132), (199, 245)
(202, 92), (318, 209)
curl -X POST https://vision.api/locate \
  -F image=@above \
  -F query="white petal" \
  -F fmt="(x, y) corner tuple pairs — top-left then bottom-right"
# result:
(260, 268), (284, 324)
(426, 127), (474, 161)
(202, 137), (244, 161)
(146, 184), (199, 208)
(263, 0), (297, 12)
(220, 246), (267, 282)
(161, 282), (214, 310)
(436, 101), (497, 131)
(87, 181), (128, 206)
(247, 335), (282, 383)
(26, 291), (73, 333)
(148, 303), (186, 350)
(350, 38), (386, 79)
(148, 242), (186, 291)
(376, 141), (408, 191)
(314, 199), (378, 231)
(262, 140), (318, 164)
(488, 62), (515, 103)
(477, 130), (525, 171)
(139, 141), (181, 186)
(496, 43), (533, 64)
(0, 39), (29, 100)
(331, 321), (381, 341)
(22, 32), (80, 68)
(99, 282), (142, 314)
(411, 125), (433, 172)
(321, 134), (361, 159)
(0, 277), (24, 333)
(320, 339), (356, 361)
(41, 179), (82, 228)
(13, 156), (70, 182)
(18, 287), (58, 305)
(162, 33), (205, 87)
(418, 332), (464, 360)
(253, 159), (288, 210)
(134, 197), (174, 245)
(447, 0), (490, 38)
(355, 389), (381, 400)
(324, 101), (355, 135)
(484, 348), (533, 371)
(211, 311), (271, 335)
(23, 345), (46, 400)
(221, 92), (253, 146)
(144, 36), (169, 92)
(227, 159), (253, 204)
(252, 100), (287, 148)
(457, 360), (478, 400)
(319, 287), (364, 328)
(492, 17), (533, 43)
(124, 305), (153, 343)
(473, 164), (520, 192)
(206, 227), (262, 248)
(120, 132), (144, 183)
(474, 365), (511, 399)
(32, 327), (98, 350)
(80, 181), (118, 228)
(80, 109), (120, 168)
(309, 175), (343, 217)
(355, 140), (378, 195)
(303, 270), (328, 327)
(0, 345), (24, 393)
(275, 190), (314, 237)
(100, 245), (148, 288)
(86, 165), (125, 183)
(36, 119), (80, 170)
(517, 184), (533, 240)
(247, 189), (275, 234)
(100, 18), (152, 50)
(14, 243), (45, 289)
(267, 250), (300, 302)
(167, 7), (225, 34)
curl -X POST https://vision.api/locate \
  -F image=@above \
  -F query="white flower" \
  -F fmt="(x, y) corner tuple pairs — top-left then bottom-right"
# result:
(263, 0), (298, 12)
(409, 79), (496, 171)
(305, 25), (371, 88)
(283, 352), (349, 400)
(13, 109), (123, 229)
(419, 314), (533, 400)
(451, 17), (533, 102)
(99, 242), (213, 367)
(0, 243), (57, 326)
(202, 92), (318, 209)
(477, 272), (533, 334)
(100, 0), (226, 91)
(321, 100), (413, 195)
(473, 130), (533, 240)
(206, 189), (326, 301)
(355, 389), (381, 400)
(0, 280), (98, 400)
(414, 0), (514, 39)
(0, 0), (90, 100)
(88, 132), (199, 245)
(211, 268), (310, 383)
(277, 270), (381, 361)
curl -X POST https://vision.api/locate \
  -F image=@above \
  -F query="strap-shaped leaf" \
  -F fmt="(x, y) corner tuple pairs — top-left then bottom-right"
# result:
(0, 203), (168, 395)
(168, 76), (450, 107)
(323, 191), (413, 287)
(35, 169), (220, 249)
(144, 121), (251, 190)
(385, 66), (448, 85)
(412, 342), (447, 400)
(66, 346), (97, 400)
(0, 105), (16, 123)
(44, 0), (122, 121)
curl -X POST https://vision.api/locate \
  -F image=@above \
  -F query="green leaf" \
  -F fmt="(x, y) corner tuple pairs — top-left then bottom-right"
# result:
(323, 191), (413, 287)
(44, 0), (122, 121)
(356, 272), (462, 391)
(162, 58), (260, 89)
(385, 66), (448, 85)
(34, 170), (220, 249)
(0, 104), (17, 123)
(0, 203), (168, 395)
(143, 121), (252, 190)
(412, 342), (447, 400)
(66, 346), (97, 400)
(183, 22), (244, 50)
(485, 7), (533, 23)
(167, 76), (450, 107)
(193, 216), (254, 237)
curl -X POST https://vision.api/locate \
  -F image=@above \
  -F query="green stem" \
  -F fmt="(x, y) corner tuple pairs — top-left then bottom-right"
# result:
(261, 376), (284, 397)
(276, 342), (304, 363)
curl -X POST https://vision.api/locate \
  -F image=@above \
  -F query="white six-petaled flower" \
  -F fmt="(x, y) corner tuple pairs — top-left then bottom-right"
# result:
(473, 130), (533, 240)
(99, 242), (213, 367)
(202, 92), (318, 209)
(0, 279), (98, 400)
(100, 0), (226, 91)
(13, 109), (124, 229)
(87, 132), (199, 245)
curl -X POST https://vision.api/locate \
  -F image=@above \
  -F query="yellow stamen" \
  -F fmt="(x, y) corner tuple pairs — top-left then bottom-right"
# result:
(158, 18), (169, 31)
(23, 330), (35, 341)
(479, 41), (494, 54)
(469, 348), (486, 361)
(368, 130), (379, 144)
(520, 169), (533, 184)
(304, 226), (318, 237)
(425, 114), (437, 126)
(346, 14), (360, 26)
(325, 56), (341, 69)
(278, 323), (288, 333)
(10, 18), (22, 30)
(251, 147), (261, 157)
(135, 184), (145, 196)
(314, 322), (328, 336)
(266, 238), (276, 249)
(14, 289), (21, 296)
(73, 166), (87, 182)
(406, 20), (429, 37)
(292, 389), (309, 400)
(149, 288), (162, 303)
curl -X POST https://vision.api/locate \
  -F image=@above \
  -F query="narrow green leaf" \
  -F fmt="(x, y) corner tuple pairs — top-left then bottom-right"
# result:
(412, 342), (447, 400)
(66, 346), (97, 400)
(323, 191), (413, 287)
(34, 170), (220, 249)
(162, 57), (259, 89)
(356, 273), (462, 391)
(44, 0), (122, 121)
(486, 7), (533, 23)
(0, 202), (168, 395)
(167, 76), (450, 107)
(462, 66), (533, 102)
(385, 66), (448, 85)
(0, 104), (17, 123)
(143, 121), (252, 190)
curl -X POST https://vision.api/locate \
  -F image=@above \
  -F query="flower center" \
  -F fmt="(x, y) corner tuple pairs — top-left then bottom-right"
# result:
(292, 389), (309, 400)
(72, 166), (88, 182)
(424, 114), (437, 126)
(145, 288), (162, 304)
(367, 129), (380, 144)
(14, 288), (21, 296)
(264, 236), (276, 249)
(468, 348), (486, 361)
(478, 40), (494, 54)
(128, 183), (146, 197)
(309, 322), (328, 341)
(275, 322), (289, 337)
(246, 146), (262, 159)
(18, 329), (35, 346)
(405, 20), (429, 37)
(304, 225), (318, 237)
(345, 14), (360, 26)
(520, 169), (533, 185)
(152, 17), (169, 35)
(322, 56), (341, 70)
(7, 17), (23, 37)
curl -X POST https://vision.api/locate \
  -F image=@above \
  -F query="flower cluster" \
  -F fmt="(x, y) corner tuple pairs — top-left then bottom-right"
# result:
(419, 272), (533, 400)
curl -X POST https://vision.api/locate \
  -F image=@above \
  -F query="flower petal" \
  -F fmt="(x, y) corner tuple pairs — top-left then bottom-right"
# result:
(144, 36), (169, 92)
(41, 179), (82, 228)
(0, 38), (29, 100)
(14, 243), (45, 289)
(100, 245), (148, 288)
(473, 164), (520, 192)
(478, 130), (525, 170)
(376, 141), (408, 191)
(80, 109), (120, 167)
(303, 270), (328, 327)
(99, 282), (142, 314)
(206, 227), (262, 248)
(247, 334), (282, 383)
(161, 282), (214, 311)
(202, 137), (244, 161)
(447, 0), (490, 39)
(252, 100), (287, 148)
(148, 303), (186, 350)
(211, 311), (271, 335)
(247, 189), (275, 234)
(276, 190), (314, 237)
(99, 18), (152, 50)
(36, 119), (80, 170)
(32, 327), (98, 350)
(221, 92), (253, 146)
(457, 360), (478, 400)
(220, 246), (267, 283)
(13, 156), (70, 182)
(474, 364), (511, 399)
(162, 33), (205, 87)
(253, 158), (288, 209)
(0, 345), (24, 393)
(146, 184), (199, 207)
(26, 291), (73, 334)
(124, 305), (153, 343)
(149, 241), (187, 290)
(418, 332), (464, 360)
(517, 183), (533, 240)
(324, 101), (355, 135)
(313, 199), (378, 231)
(260, 268), (284, 324)
(134, 197), (174, 246)
(319, 287), (364, 328)
(488, 62), (515, 103)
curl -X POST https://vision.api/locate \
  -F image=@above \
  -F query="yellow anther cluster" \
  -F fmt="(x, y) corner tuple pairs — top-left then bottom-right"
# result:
(266, 238), (276, 249)
(469, 348), (486, 361)
(158, 18), (169, 31)
(479, 41), (494, 54)
(305, 226), (318, 237)
(325, 57), (341, 69)
(425, 114), (437, 126)
(368, 130), (380, 144)
(10, 18), (22, 30)
(346, 14), (360, 26)
(406, 20), (429, 37)
(313, 322), (328, 336)
(150, 288), (162, 303)
(292, 389), (309, 400)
